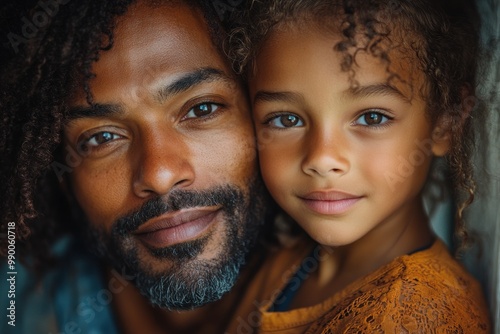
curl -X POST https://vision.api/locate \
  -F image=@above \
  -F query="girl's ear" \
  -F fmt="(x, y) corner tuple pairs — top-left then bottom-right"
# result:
(431, 86), (475, 157)
(431, 117), (452, 156)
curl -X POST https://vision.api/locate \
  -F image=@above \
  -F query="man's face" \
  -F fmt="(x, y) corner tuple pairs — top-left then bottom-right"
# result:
(63, 2), (265, 309)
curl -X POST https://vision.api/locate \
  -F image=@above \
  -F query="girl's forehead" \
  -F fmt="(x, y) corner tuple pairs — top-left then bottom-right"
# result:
(256, 21), (426, 98)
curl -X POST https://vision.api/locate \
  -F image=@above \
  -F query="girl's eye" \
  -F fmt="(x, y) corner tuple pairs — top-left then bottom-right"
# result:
(185, 103), (219, 119)
(355, 111), (391, 126)
(267, 114), (304, 128)
(80, 131), (122, 152)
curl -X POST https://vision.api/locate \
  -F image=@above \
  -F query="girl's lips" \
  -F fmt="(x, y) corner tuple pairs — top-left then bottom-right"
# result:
(133, 207), (221, 248)
(299, 191), (362, 215)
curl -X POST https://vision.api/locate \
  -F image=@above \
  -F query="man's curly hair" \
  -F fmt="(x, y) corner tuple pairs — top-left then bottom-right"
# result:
(0, 0), (230, 270)
(229, 0), (482, 255)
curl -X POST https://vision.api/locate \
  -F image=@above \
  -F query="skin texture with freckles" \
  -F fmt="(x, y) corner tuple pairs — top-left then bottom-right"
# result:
(62, 1), (265, 327)
(250, 24), (450, 308)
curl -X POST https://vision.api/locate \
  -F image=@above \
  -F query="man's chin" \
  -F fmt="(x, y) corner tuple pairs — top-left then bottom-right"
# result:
(80, 180), (267, 309)
(142, 232), (211, 263)
(100, 229), (245, 309)
(132, 255), (243, 310)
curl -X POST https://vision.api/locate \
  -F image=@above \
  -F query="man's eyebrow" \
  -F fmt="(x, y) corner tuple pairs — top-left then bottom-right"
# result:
(346, 83), (411, 103)
(253, 91), (305, 105)
(66, 103), (123, 122)
(155, 67), (233, 102)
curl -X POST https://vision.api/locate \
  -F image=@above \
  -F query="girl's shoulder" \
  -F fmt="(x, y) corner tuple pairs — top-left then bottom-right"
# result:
(391, 239), (490, 331)
(307, 239), (491, 333)
(396, 238), (480, 289)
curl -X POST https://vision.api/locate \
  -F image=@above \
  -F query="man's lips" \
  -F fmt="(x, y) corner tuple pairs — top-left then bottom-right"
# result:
(133, 206), (221, 248)
(299, 191), (362, 215)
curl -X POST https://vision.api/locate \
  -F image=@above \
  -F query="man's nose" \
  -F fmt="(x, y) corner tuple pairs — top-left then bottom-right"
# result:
(132, 128), (194, 198)
(301, 126), (350, 177)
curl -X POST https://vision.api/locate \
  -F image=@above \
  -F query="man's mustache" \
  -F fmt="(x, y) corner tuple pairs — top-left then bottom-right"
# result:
(112, 186), (239, 237)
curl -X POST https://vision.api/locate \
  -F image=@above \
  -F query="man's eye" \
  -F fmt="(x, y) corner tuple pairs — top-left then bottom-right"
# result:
(267, 114), (304, 128)
(185, 103), (219, 119)
(355, 111), (391, 126)
(80, 131), (122, 152)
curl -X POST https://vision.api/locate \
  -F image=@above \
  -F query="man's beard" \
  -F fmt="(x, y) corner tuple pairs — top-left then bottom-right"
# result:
(81, 177), (267, 310)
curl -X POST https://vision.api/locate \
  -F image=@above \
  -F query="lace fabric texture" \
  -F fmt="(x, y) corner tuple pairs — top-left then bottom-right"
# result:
(258, 240), (491, 334)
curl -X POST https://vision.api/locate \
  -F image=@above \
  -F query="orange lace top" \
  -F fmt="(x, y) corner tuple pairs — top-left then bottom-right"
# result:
(254, 239), (491, 334)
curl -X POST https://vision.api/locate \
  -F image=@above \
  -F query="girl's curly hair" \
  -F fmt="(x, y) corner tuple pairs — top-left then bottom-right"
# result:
(0, 0), (229, 270)
(229, 0), (482, 255)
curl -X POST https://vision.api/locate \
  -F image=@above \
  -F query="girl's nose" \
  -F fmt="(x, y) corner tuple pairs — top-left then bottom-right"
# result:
(301, 127), (350, 177)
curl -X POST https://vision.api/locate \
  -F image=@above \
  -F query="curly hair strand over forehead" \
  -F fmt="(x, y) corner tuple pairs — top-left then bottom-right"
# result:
(230, 0), (482, 255)
(0, 0), (229, 270)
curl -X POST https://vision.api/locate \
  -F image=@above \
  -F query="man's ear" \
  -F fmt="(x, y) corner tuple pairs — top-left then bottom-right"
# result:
(431, 86), (475, 157)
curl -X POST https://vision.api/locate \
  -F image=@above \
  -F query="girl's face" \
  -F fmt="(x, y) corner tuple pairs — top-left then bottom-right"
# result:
(249, 24), (450, 247)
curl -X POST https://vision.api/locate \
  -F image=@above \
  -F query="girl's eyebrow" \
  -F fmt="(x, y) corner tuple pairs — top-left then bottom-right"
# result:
(253, 91), (305, 105)
(253, 83), (411, 106)
(346, 83), (411, 104)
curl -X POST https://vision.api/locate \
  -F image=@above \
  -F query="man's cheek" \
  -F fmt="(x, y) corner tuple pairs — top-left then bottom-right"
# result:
(72, 164), (129, 217)
(71, 187), (114, 232)
(200, 134), (257, 178)
(231, 142), (258, 183)
(236, 135), (258, 169)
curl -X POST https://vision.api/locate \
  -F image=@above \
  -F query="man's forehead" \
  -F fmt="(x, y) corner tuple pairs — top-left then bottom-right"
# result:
(69, 0), (231, 106)
(110, 2), (213, 57)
